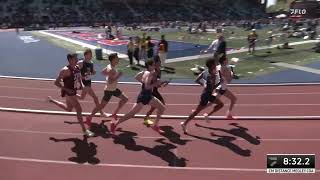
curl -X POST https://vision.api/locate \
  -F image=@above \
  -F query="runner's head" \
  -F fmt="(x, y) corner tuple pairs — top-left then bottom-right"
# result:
(84, 49), (92, 61)
(67, 53), (78, 67)
(153, 55), (161, 69)
(218, 34), (224, 41)
(206, 58), (217, 74)
(109, 53), (119, 66)
(145, 59), (155, 71)
(219, 57), (228, 66)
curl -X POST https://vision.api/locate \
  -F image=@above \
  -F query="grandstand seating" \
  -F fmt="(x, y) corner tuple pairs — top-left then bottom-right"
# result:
(0, 0), (266, 27)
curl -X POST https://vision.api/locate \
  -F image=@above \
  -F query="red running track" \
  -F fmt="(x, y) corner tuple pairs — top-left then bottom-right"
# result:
(0, 77), (320, 180)
(1, 78), (320, 116)
(0, 111), (319, 180)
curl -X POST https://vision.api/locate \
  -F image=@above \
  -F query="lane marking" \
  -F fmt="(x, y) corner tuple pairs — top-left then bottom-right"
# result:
(2, 75), (320, 86)
(1, 95), (320, 107)
(0, 155), (265, 171)
(1, 107), (320, 120)
(0, 156), (319, 172)
(273, 62), (320, 75)
(2, 85), (320, 96)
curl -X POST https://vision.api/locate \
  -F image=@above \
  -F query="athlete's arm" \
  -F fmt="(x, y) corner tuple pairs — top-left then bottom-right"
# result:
(54, 68), (73, 93)
(92, 65), (96, 75)
(221, 67), (233, 83)
(101, 67), (109, 76)
(77, 61), (83, 69)
(134, 71), (144, 83)
(54, 69), (65, 89)
(195, 72), (205, 86)
(144, 72), (161, 89)
(103, 67), (122, 83)
(205, 40), (216, 52)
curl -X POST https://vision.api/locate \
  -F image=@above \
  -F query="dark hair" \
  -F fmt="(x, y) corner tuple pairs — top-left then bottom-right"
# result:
(205, 58), (216, 72)
(145, 59), (154, 69)
(219, 57), (226, 65)
(67, 53), (77, 61)
(84, 49), (92, 56)
(108, 53), (118, 61)
(205, 58), (215, 68)
(161, 35), (165, 39)
(153, 55), (160, 64)
(146, 36), (151, 40)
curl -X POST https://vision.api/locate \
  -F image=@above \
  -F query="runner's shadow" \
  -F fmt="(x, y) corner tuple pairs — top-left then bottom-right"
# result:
(49, 135), (100, 165)
(64, 120), (112, 139)
(160, 126), (191, 145)
(113, 129), (187, 167)
(187, 133), (251, 157)
(195, 123), (261, 145)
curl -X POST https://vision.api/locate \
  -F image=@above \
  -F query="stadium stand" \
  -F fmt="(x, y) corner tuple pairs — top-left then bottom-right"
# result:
(0, 0), (267, 28)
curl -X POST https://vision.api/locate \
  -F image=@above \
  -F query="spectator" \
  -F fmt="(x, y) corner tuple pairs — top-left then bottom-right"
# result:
(158, 35), (168, 68)
(127, 37), (135, 67)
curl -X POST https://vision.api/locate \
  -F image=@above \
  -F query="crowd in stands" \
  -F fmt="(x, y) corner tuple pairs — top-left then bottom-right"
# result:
(0, 0), (267, 27)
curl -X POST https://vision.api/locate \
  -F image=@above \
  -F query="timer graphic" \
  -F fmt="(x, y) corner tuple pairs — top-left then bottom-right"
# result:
(267, 154), (315, 173)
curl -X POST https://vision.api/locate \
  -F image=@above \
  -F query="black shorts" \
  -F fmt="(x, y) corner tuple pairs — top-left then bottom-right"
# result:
(218, 89), (226, 95)
(199, 92), (216, 106)
(137, 89), (153, 105)
(152, 88), (165, 104)
(61, 89), (77, 97)
(102, 89), (122, 102)
(82, 80), (92, 87)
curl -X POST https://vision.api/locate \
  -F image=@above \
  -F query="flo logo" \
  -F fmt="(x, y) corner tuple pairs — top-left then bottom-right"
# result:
(289, 8), (307, 15)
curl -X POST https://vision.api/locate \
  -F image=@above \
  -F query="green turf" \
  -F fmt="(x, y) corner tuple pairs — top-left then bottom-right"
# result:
(119, 26), (305, 49)
(167, 43), (320, 79)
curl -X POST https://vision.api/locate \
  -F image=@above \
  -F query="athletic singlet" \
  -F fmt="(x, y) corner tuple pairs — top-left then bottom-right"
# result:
(202, 70), (217, 94)
(80, 60), (94, 81)
(217, 65), (231, 91)
(62, 65), (82, 91)
(105, 64), (118, 91)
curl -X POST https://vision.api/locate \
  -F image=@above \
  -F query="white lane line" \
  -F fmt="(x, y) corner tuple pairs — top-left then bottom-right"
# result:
(2, 85), (320, 96)
(0, 156), (319, 172)
(1, 128), (320, 142)
(273, 62), (320, 75)
(2, 75), (320, 86)
(1, 95), (320, 107)
(39, 31), (128, 58)
(1, 107), (320, 120)
(0, 155), (267, 172)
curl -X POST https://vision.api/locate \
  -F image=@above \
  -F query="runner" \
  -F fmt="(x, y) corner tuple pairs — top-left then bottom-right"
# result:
(141, 56), (170, 126)
(180, 58), (224, 134)
(77, 49), (105, 117)
(48, 53), (94, 137)
(211, 58), (237, 119)
(85, 53), (128, 127)
(110, 60), (167, 135)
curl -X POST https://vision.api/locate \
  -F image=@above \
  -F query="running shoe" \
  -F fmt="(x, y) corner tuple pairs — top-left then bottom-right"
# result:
(203, 113), (210, 123)
(180, 122), (188, 134)
(143, 118), (154, 126)
(85, 129), (95, 137)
